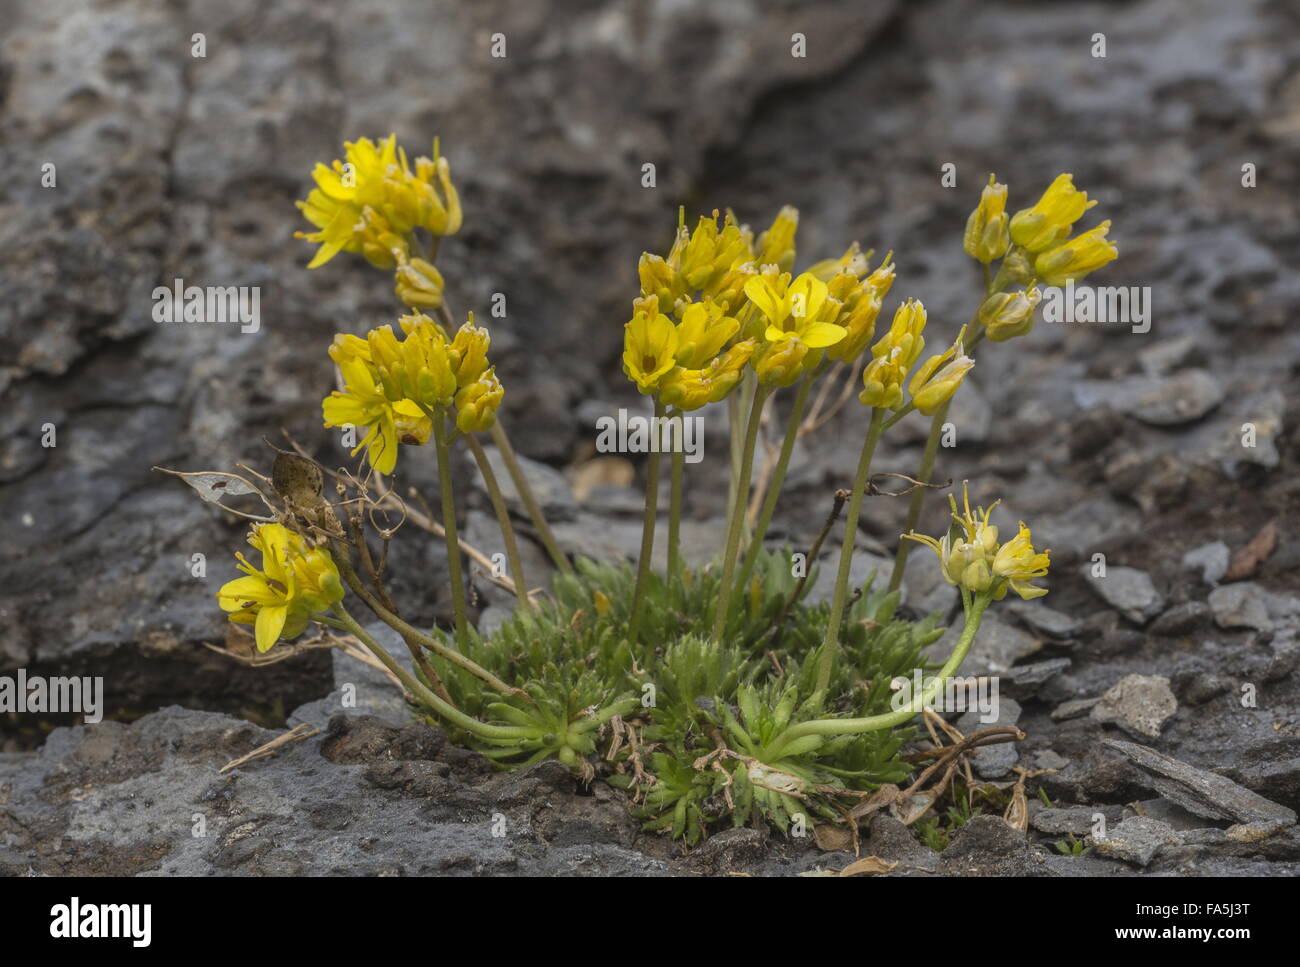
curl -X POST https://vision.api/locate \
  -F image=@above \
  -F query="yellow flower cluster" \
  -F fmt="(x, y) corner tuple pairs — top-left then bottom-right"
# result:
(625, 208), (903, 402)
(903, 485), (1050, 600)
(963, 172), (1119, 344)
(295, 134), (462, 271)
(216, 523), (344, 652)
(858, 299), (972, 413)
(322, 313), (502, 473)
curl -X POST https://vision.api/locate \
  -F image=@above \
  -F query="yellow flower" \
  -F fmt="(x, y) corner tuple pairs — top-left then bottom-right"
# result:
(979, 287), (1041, 342)
(964, 174), (1010, 263)
(1033, 221), (1118, 286)
(806, 242), (869, 282)
(673, 299), (739, 369)
(295, 135), (462, 269)
(859, 299), (927, 409)
(753, 335), (808, 387)
(991, 522), (1051, 600)
(754, 206), (798, 272)
(1009, 173), (1097, 253)
(659, 340), (756, 410)
(216, 524), (343, 652)
(394, 253), (446, 309)
(322, 348), (418, 475)
(744, 272), (847, 349)
(623, 308), (679, 394)
(909, 331), (974, 415)
(447, 317), (491, 387)
(376, 314), (456, 409)
(455, 368), (504, 433)
(902, 484), (1050, 601)
(638, 253), (679, 308)
(826, 257), (894, 363)
(672, 211), (753, 297)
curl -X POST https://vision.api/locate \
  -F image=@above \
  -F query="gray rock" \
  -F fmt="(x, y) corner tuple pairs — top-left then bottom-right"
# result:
(1082, 565), (1165, 625)
(1103, 738), (1298, 828)
(1182, 541), (1230, 585)
(1208, 582), (1273, 632)
(939, 816), (1051, 876)
(1033, 805), (1123, 836)
(925, 612), (1041, 678)
(1090, 674), (1178, 740)
(1089, 817), (1180, 867)
(1150, 601), (1212, 636)
(1001, 658), (1072, 701)
(1131, 798), (1219, 832)
(1052, 697), (1101, 722)
(1006, 600), (1082, 639)
(1138, 334), (1201, 377)
(1211, 390), (1285, 470)
(1074, 369), (1223, 426)
(474, 446), (577, 522)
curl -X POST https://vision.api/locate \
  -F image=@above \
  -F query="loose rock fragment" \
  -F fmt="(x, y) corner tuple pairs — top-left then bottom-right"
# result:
(1103, 738), (1298, 828)
(1090, 674), (1178, 739)
(1082, 565), (1164, 625)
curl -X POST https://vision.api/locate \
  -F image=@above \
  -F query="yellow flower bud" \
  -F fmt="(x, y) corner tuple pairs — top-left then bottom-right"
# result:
(827, 258), (894, 363)
(858, 299), (927, 409)
(1033, 221), (1118, 286)
(659, 340), (756, 410)
(454, 368), (504, 433)
(638, 253), (679, 306)
(963, 175), (1010, 263)
(754, 335), (808, 387)
(1009, 173), (1097, 253)
(908, 335), (974, 415)
(673, 299), (738, 369)
(448, 317), (491, 387)
(394, 255), (446, 309)
(979, 288), (1041, 342)
(754, 206), (798, 273)
(960, 558), (993, 593)
(806, 242), (869, 282)
(394, 315), (456, 408)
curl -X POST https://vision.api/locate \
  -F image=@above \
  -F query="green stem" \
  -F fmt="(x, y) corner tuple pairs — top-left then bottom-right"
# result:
(432, 413), (470, 647)
(732, 374), (813, 605)
(330, 601), (536, 740)
(466, 433), (531, 609)
(816, 407), (886, 695)
(711, 384), (771, 644)
(769, 594), (989, 757)
(329, 538), (518, 695)
(628, 397), (667, 643)
(667, 412), (684, 580)
(887, 397), (951, 592)
(488, 419), (573, 575)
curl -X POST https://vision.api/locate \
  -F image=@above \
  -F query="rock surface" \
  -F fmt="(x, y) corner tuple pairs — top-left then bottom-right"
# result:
(2, 0), (1299, 875)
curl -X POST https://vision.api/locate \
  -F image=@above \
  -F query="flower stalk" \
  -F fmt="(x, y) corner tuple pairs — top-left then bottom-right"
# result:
(431, 412), (470, 647)
(732, 372), (814, 604)
(465, 433), (531, 609)
(628, 398), (667, 642)
(816, 406), (886, 695)
(711, 384), (772, 643)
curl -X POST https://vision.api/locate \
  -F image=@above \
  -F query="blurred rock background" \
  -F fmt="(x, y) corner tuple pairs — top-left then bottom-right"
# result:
(1, 0), (1298, 873)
